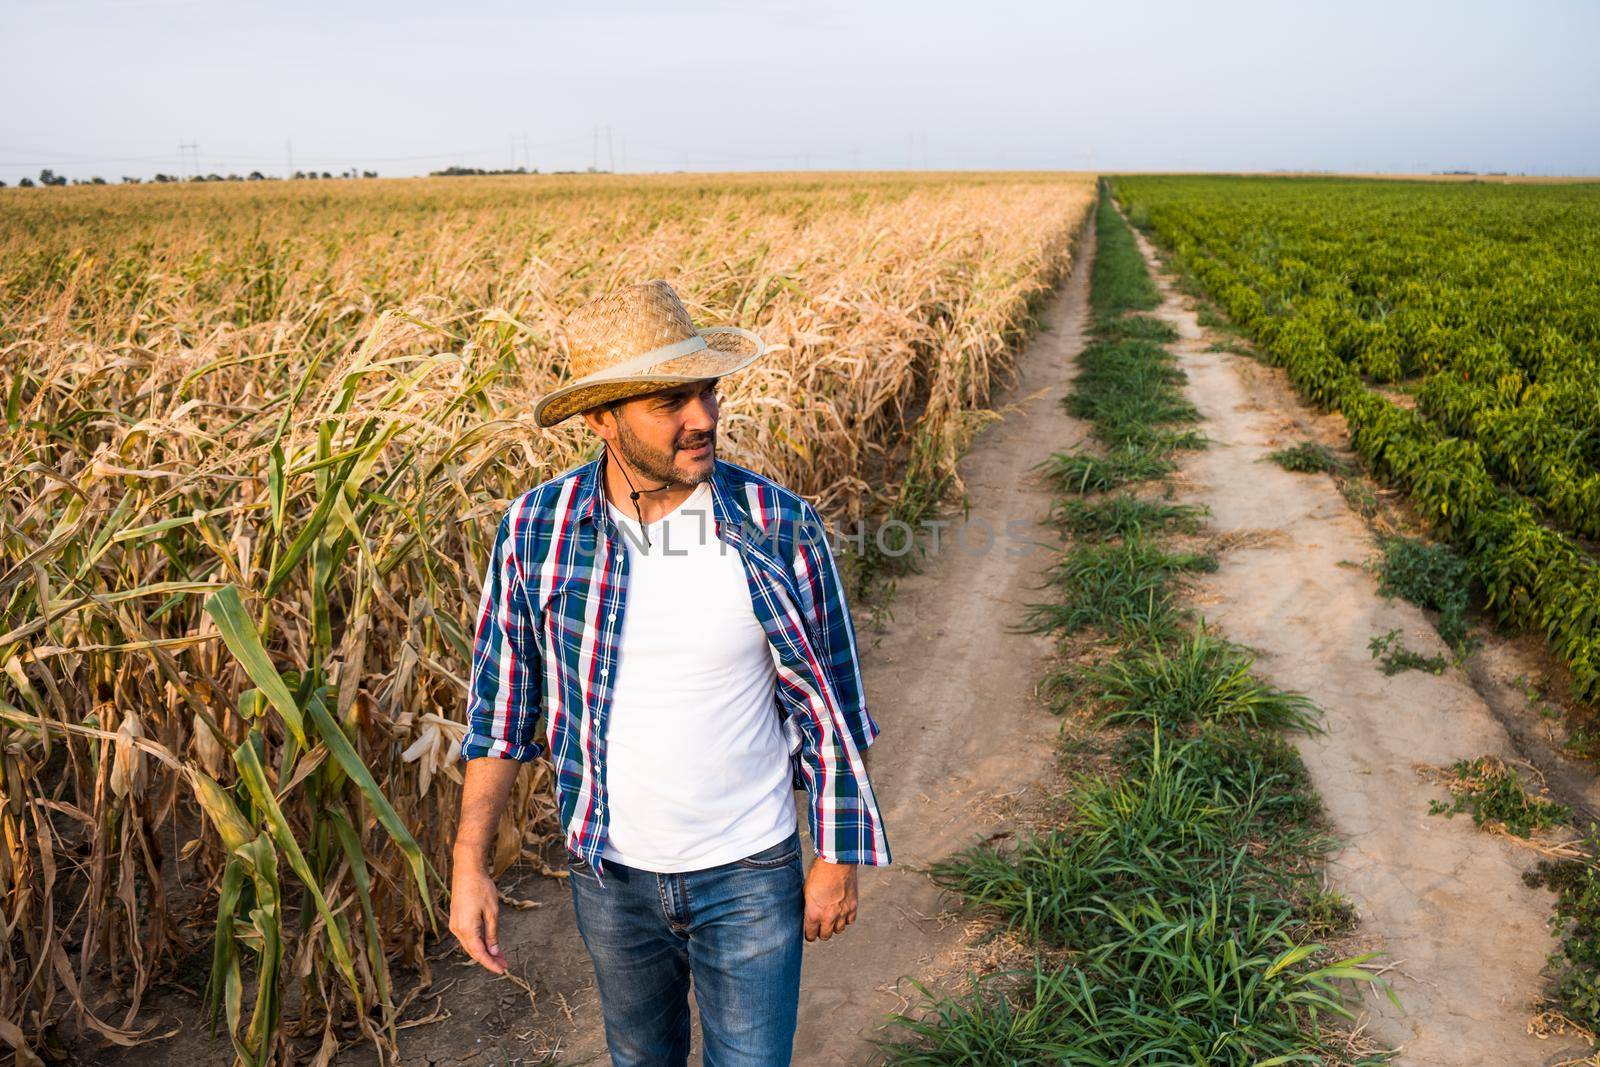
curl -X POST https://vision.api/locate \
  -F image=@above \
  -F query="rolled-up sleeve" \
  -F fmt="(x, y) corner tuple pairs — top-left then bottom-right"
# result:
(460, 503), (545, 762)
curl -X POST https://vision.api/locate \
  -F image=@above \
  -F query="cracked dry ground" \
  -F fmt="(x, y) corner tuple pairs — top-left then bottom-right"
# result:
(1125, 222), (1592, 1066)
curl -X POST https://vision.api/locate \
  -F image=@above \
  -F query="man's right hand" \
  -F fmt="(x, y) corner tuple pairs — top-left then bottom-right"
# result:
(450, 756), (523, 973)
(449, 859), (508, 974)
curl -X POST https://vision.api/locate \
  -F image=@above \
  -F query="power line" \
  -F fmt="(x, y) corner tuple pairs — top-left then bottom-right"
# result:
(0, 143), (175, 162)
(0, 152), (181, 167)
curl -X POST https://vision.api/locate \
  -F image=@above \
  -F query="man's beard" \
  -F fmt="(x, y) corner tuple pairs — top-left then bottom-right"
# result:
(613, 417), (715, 487)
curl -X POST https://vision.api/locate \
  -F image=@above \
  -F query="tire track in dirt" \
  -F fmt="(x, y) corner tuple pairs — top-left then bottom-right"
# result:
(1125, 222), (1590, 1066)
(790, 215), (1097, 1065)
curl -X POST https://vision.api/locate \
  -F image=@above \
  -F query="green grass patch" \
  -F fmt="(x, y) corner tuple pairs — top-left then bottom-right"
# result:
(1046, 201), (1206, 504)
(929, 727), (1305, 945)
(1040, 448), (1176, 495)
(1066, 339), (1206, 453)
(882, 916), (1387, 1066)
(1088, 628), (1322, 733)
(1089, 191), (1160, 321)
(1023, 537), (1214, 642)
(1048, 494), (1206, 541)
(1114, 723), (1325, 832)
(1095, 313), (1178, 343)
(1266, 440), (1351, 475)
(894, 724), (1390, 1065)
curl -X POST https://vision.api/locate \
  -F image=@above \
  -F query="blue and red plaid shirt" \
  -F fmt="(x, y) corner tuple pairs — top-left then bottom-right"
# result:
(460, 453), (890, 886)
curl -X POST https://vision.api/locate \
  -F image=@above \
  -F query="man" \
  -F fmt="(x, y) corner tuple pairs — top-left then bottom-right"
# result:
(450, 279), (891, 1066)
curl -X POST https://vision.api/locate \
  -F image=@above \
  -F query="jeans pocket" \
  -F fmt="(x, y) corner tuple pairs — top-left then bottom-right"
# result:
(567, 853), (599, 881)
(734, 832), (802, 870)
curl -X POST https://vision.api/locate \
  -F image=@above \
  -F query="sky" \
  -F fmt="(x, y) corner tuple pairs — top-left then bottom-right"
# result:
(3, 0), (1598, 185)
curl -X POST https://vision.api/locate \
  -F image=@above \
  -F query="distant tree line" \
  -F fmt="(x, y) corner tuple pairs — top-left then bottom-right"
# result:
(430, 165), (542, 177)
(0, 164), (631, 188)
(3, 167), (381, 188)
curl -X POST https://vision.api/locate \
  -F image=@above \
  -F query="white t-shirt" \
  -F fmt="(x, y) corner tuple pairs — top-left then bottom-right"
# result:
(600, 480), (799, 872)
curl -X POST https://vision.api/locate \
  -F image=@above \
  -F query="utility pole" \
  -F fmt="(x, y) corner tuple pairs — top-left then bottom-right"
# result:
(179, 141), (198, 179)
(607, 126), (614, 172)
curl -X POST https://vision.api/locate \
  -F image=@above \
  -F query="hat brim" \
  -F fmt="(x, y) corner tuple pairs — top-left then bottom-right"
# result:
(533, 326), (766, 427)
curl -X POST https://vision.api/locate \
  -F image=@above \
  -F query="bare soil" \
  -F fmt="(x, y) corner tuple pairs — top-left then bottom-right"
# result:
(789, 216), (1097, 1065)
(1128, 223), (1594, 1066)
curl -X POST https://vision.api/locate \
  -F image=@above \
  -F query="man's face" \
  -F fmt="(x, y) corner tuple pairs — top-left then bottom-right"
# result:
(588, 379), (720, 486)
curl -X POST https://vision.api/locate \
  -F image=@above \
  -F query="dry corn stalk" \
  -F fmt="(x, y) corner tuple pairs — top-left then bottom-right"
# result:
(0, 170), (1094, 1063)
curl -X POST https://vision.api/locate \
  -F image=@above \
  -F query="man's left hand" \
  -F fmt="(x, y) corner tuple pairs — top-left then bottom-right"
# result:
(803, 857), (858, 942)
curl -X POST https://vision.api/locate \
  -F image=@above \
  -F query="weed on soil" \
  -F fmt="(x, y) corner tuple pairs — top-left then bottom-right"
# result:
(1373, 535), (1477, 654)
(1423, 756), (1572, 837)
(1266, 440), (1352, 475)
(1367, 628), (1451, 676)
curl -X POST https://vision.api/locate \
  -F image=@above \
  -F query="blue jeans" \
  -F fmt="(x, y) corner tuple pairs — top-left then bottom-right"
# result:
(567, 828), (805, 1067)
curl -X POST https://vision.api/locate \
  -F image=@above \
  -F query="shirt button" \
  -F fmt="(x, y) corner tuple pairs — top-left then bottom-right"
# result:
(600, 667), (609, 676)
(607, 612), (616, 621)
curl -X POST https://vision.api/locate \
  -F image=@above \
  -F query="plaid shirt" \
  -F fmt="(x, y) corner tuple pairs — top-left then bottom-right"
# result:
(460, 454), (890, 886)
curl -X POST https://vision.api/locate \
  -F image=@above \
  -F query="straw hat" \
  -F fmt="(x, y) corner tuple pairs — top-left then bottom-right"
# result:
(534, 280), (766, 427)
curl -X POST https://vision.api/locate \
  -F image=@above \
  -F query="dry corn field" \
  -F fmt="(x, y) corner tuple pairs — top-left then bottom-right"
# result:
(0, 171), (1096, 1063)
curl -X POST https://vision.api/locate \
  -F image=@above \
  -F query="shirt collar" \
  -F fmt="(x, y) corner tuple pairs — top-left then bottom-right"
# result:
(572, 450), (745, 539)
(572, 453), (606, 527)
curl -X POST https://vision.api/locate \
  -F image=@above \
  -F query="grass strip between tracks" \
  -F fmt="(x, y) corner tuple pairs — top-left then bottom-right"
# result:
(880, 187), (1398, 1066)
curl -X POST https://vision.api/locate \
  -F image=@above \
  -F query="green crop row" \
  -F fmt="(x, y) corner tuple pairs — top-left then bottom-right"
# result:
(1114, 177), (1600, 540)
(1111, 176), (1600, 704)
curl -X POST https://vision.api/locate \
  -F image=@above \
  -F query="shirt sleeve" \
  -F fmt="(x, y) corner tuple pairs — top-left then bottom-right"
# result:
(788, 498), (890, 867)
(459, 503), (545, 762)
(794, 499), (880, 755)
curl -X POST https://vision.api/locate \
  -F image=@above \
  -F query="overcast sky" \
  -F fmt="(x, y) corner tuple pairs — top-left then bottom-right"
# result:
(3, 0), (1597, 184)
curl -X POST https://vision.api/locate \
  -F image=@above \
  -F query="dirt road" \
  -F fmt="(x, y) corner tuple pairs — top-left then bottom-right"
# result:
(789, 218), (1096, 1064)
(1126, 223), (1592, 1066)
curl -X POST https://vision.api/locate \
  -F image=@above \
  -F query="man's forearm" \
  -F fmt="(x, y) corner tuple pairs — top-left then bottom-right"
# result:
(453, 757), (523, 870)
